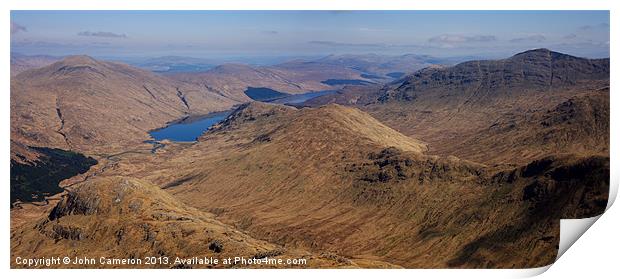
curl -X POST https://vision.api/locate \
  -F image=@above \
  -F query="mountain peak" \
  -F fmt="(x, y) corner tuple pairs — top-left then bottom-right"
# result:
(511, 48), (576, 61)
(514, 48), (552, 56)
(13, 54), (108, 80)
(30, 55), (110, 79)
(60, 55), (100, 66)
(212, 102), (427, 154)
(377, 49), (609, 103)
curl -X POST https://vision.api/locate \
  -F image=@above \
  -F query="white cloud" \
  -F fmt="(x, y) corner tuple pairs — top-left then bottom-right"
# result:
(77, 31), (127, 38)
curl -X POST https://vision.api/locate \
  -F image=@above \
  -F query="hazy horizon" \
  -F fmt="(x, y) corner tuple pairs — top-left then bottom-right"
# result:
(11, 11), (610, 63)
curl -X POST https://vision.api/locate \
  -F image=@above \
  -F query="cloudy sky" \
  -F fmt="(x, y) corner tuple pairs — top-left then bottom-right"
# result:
(10, 11), (610, 61)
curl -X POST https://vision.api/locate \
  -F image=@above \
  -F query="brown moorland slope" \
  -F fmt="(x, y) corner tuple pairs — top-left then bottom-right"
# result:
(10, 49), (610, 269)
(95, 102), (607, 268)
(12, 176), (394, 268)
(302, 49), (609, 166)
(11, 55), (238, 156)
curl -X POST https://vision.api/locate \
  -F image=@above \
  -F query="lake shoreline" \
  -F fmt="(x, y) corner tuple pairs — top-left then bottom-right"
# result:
(148, 107), (238, 135)
(148, 109), (235, 142)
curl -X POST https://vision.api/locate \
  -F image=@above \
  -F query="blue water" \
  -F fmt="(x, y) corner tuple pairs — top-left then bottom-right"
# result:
(244, 87), (290, 102)
(149, 111), (232, 142)
(269, 90), (336, 105)
(148, 90), (336, 142)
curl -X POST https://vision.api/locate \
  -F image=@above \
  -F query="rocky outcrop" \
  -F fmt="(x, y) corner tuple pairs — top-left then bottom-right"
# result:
(12, 176), (360, 268)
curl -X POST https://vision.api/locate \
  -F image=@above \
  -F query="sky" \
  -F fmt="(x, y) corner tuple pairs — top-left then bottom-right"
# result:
(10, 11), (610, 62)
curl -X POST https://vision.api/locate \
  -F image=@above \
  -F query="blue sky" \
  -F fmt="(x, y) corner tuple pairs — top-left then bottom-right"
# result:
(10, 11), (610, 61)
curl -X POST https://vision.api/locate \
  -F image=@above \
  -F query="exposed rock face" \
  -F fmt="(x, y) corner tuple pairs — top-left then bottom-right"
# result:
(48, 185), (101, 220)
(353, 147), (483, 184)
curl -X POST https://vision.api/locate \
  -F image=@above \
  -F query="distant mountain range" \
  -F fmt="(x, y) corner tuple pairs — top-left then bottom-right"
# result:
(125, 53), (449, 75)
(130, 55), (217, 73)
(7, 52), (478, 108)
(165, 53), (450, 102)
(315, 53), (444, 75)
(10, 53), (61, 76)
